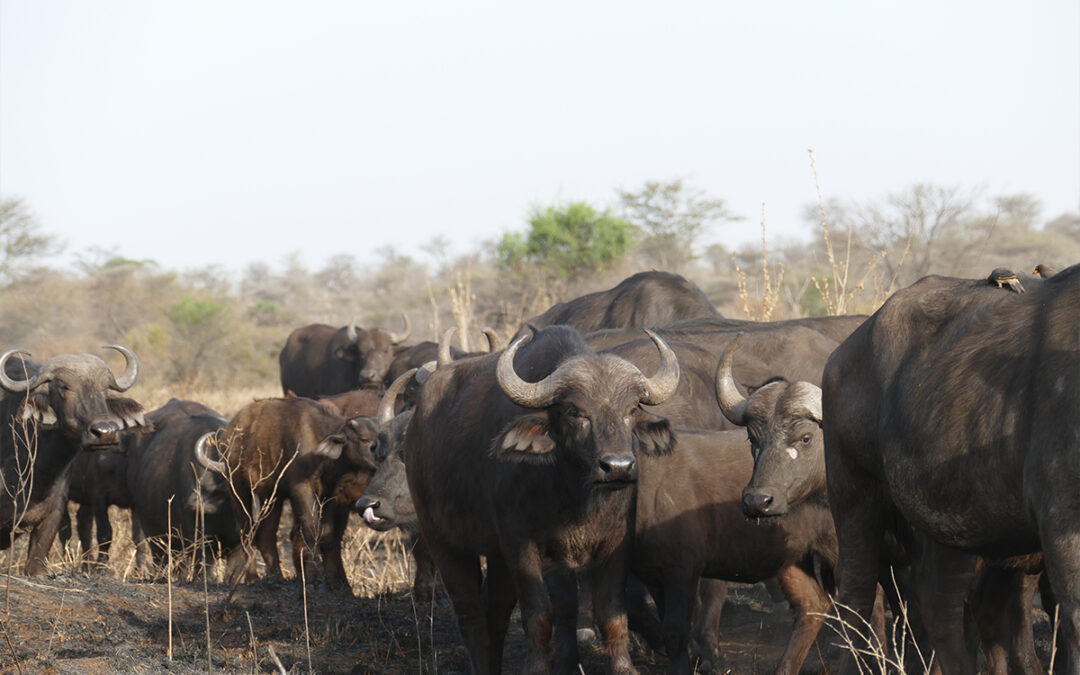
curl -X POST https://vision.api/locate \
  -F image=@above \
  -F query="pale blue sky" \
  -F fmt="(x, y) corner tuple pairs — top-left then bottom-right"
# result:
(2, 1), (1077, 273)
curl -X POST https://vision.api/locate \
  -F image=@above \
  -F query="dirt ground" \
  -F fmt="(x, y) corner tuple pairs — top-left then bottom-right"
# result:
(0, 509), (1060, 675)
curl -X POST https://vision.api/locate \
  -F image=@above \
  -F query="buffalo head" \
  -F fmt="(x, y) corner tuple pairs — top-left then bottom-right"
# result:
(493, 328), (679, 485)
(0, 345), (145, 448)
(716, 334), (824, 518)
(340, 314), (411, 388)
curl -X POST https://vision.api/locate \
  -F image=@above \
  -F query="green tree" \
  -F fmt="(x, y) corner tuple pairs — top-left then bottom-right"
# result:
(496, 201), (635, 281)
(617, 179), (740, 272)
(0, 197), (61, 284)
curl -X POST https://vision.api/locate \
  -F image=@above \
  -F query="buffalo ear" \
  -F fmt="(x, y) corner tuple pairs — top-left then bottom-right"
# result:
(19, 393), (57, 427)
(314, 434), (345, 459)
(492, 414), (556, 464)
(107, 396), (147, 429)
(634, 410), (674, 456)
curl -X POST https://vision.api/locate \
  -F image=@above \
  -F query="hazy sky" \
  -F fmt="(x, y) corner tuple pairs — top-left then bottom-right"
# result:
(2, 1), (1078, 275)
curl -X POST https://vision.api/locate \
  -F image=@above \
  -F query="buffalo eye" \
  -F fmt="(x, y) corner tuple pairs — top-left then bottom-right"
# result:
(369, 439), (378, 452)
(799, 434), (812, 446)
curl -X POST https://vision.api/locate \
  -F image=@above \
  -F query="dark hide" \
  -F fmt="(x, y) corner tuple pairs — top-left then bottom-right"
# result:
(516, 270), (720, 340)
(824, 267), (1080, 674)
(406, 326), (677, 674)
(59, 445), (132, 570)
(125, 400), (236, 566)
(634, 429), (838, 674)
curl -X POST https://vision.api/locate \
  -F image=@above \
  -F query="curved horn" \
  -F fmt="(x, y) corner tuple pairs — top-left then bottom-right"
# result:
(496, 333), (564, 408)
(415, 360), (437, 385)
(638, 329), (680, 405)
(346, 316), (360, 343)
(715, 333), (750, 426)
(482, 328), (503, 353)
(389, 313), (411, 344)
(438, 328), (456, 367)
(194, 432), (227, 474)
(0, 348), (39, 393)
(102, 345), (139, 392)
(378, 368), (416, 427)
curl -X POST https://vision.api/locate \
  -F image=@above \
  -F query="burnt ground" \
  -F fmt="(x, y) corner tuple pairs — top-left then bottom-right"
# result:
(0, 509), (1061, 675)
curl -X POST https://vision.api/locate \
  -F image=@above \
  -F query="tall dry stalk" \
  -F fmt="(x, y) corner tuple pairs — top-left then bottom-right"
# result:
(733, 204), (785, 320)
(4, 384), (41, 616)
(447, 264), (476, 352)
(166, 495), (174, 663)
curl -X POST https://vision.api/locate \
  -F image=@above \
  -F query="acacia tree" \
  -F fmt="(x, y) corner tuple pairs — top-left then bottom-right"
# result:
(617, 179), (740, 273)
(496, 201), (635, 283)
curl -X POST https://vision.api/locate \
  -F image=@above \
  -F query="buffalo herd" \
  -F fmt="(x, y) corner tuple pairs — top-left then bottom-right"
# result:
(1, 266), (1076, 674)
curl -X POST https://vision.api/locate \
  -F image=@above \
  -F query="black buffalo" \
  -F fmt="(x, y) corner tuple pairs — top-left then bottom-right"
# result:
(407, 326), (679, 673)
(517, 270), (720, 338)
(0, 346), (145, 576)
(124, 399), (237, 569)
(278, 314), (411, 396)
(822, 268), (1080, 673)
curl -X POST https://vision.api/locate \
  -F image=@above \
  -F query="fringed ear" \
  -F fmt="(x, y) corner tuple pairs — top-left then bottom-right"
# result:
(107, 396), (148, 429)
(314, 434), (345, 459)
(633, 410), (675, 456)
(19, 393), (57, 427)
(492, 414), (556, 464)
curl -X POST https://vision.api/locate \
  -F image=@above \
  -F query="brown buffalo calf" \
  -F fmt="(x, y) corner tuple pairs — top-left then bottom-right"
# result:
(196, 397), (378, 588)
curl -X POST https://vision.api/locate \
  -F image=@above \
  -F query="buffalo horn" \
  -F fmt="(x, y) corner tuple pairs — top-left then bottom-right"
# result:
(638, 329), (680, 405)
(715, 333), (749, 426)
(438, 328), (455, 367)
(103, 345), (139, 391)
(346, 316), (360, 343)
(378, 367), (417, 426)
(389, 313), (411, 344)
(497, 333), (564, 409)
(0, 348), (41, 393)
(194, 432), (227, 474)
(482, 327), (503, 353)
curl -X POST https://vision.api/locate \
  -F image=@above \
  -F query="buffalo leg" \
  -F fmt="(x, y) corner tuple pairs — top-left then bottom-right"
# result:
(774, 561), (831, 675)
(910, 543), (977, 675)
(588, 542), (637, 675)
(690, 578), (728, 671)
(502, 539), (555, 674)
(254, 498), (284, 578)
(431, 546), (492, 674)
(93, 501), (113, 566)
(484, 554), (517, 675)
(546, 569), (580, 672)
(318, 501), (350, 590)
(410, 533), (438, 602)
(1039, 526), (1080, 675)
(657, 566), (699, 675)
(76, 502), (95, 568)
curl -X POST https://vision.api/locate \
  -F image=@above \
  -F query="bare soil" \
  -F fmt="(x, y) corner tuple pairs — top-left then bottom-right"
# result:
(0, 508), (1059, 674)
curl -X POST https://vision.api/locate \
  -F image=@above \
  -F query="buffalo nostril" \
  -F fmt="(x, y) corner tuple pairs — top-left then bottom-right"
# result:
(90, 421), (120, 438)
(353, 497), (378, 513)
(742, 491), (774, 515)
(599, 457), (635, 477)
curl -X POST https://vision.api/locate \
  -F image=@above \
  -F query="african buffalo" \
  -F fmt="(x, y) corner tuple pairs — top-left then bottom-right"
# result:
(822, 268), (1080, 673)
(407, 325), (679, 674)
(125, 399), (237, 568)
(195, 397), (379, 588)
(278, 314), (411, 396)
(58, 445), (132, 569)
(516, 270), (720, 338)
(0, 346), (145, 576)
(633, 429), (838, 675)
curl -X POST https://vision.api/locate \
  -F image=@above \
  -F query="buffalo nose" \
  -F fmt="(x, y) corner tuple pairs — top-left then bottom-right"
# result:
(599, 456), (636, 481)
(353, 497), (378, 513)
(359, 370), (377, 382)
(90, 420), (120, 438)
(742, 491), (774, 517)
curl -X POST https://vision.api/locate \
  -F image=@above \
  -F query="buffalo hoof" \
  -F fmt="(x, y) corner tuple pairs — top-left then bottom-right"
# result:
(576, 626), (597, 645)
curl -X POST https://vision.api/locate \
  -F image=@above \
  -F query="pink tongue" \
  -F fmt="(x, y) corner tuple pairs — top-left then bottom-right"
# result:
(363, 507), (379, 524)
